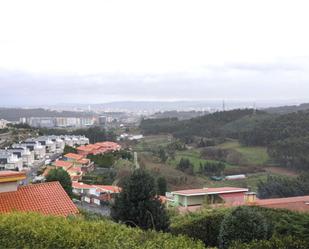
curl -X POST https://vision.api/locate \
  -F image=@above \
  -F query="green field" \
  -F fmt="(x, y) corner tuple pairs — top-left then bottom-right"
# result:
(134, 135), (172, 152)
(218, 141), (270, 166)
(167, 148), (235, 172)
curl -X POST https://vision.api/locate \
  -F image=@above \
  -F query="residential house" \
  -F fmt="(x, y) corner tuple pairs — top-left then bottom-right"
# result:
(22, 141), (46, 159)
(54, 160), (83, 181)
(48, 135), (65, 153)
(77, 141), (121, 156)
(72, 182), (121, 206)
(35, 137), (56, 153)
(63, 153), (94, 173)
(0, 171), (79, 216)
(12, 144), (35, 166)
(0, 151), (23, 171)
(6, 147), (34, 167)
(167, 187), (249, 208)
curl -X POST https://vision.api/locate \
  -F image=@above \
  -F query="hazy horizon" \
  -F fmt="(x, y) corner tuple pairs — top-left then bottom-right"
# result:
(1, 1), (309, 106)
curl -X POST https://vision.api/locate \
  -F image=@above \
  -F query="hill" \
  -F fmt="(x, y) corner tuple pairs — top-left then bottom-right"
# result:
(0, 108), (94, 121)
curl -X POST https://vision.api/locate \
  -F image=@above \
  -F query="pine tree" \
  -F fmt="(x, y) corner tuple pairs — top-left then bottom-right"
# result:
(111, 169), (170, 231)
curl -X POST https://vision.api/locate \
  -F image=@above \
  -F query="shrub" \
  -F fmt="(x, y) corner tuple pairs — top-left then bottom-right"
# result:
(0, 212), (205, 249)
(170, 208), (229, 247)
(229, 236), (309, 249)
(219, 206), (269, 249)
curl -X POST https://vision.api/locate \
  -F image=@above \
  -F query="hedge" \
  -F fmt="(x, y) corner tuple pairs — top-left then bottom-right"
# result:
(0, 212), (205, 249)
(170, 208), (229, 247)
(229, 236), (309, 249)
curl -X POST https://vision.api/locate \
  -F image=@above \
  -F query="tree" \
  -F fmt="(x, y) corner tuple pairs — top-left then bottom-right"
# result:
(46, 168), (72, 197)
(219, 206), (269, 249)
(157, 176), (167, 195)
(63, 145), (77, 154)
(158, 147), (168, 163)
(177, 158), (194, 175)
(111, 169), (170, 231)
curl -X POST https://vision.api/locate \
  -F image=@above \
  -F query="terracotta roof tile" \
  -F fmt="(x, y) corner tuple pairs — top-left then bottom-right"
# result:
(64, 153), (84, 160)
(54, 160), (73, 170)
(0, 171), (26, 183)
(0, 182), (78, 216)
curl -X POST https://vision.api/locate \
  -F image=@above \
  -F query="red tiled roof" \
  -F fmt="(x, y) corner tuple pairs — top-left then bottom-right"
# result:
(172, 187), (249, 196)
(77, 158), (90, 164)
(54, 160), (73, 170)
(64, 153), (84, 160)
(252, 195), (309, 212)
(93, 185), (122, 193)
(0, 182), (79, 216)
(72, 181), (93, 189)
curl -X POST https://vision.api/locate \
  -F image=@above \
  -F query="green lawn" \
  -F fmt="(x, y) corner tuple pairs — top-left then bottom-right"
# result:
(219, 141), (270, 166)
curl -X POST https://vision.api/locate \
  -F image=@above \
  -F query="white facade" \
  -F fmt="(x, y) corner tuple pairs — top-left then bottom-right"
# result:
(0, 119), (9, 129)
(7, 147), (35, 167)
(0, 151), (23, 171)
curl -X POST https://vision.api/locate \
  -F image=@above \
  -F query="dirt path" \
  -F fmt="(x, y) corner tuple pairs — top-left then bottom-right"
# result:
(264, 167), (299, 177)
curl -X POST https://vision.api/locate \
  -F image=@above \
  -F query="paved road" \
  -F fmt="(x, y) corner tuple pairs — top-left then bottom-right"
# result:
(23, 152), (62, 185)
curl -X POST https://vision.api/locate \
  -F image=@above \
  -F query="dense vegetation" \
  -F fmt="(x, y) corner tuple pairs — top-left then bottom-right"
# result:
(0, 212), (204, 249)
(171, 206), (309, 248)
(140, 109), (261, 140)
(257, 174), (309, 199)
(219, 207), (269, 249)
(0, 107), (92, 121)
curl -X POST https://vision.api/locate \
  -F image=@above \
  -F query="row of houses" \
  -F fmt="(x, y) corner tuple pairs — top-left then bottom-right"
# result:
(50, 153), (95, 181)
(0, 135), (90, 171)
(72, 182), (121, 206)
(76, 142), (121, 156)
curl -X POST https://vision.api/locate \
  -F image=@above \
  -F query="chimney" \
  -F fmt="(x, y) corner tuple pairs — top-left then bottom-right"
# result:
(245, 192), (257, 204)
(0, 171), (26, 193)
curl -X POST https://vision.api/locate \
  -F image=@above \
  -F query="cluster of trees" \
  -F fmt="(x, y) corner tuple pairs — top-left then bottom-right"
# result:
(239, 111), (309, 170)
(198, 161), (225, 176)
(140, 109), (259, 141)
(257, 174), (309, 199)
(176, 158), (194, 175)
(87, 150), (132, 168)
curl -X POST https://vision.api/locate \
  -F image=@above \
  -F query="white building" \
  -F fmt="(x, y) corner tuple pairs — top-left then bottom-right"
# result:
(0, 151), (23, 171)
(0, 119), (10, 129)
(35, 137), (56, 153)
(48, 136), (65, 153)
(23, 141), (46, 160)
(7, 147), (34, 167)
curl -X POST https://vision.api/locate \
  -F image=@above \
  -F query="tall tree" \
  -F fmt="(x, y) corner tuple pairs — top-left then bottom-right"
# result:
(46, 168), (72, 197)
(157, 176), (167, 195)
(111, 169), (170, 231)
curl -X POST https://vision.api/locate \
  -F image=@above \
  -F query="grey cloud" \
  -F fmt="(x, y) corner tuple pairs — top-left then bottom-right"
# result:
(1, 59), (309, 106)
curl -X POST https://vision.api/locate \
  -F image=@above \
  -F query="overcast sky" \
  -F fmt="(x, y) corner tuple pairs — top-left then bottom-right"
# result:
(1, 0), (309, 106)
